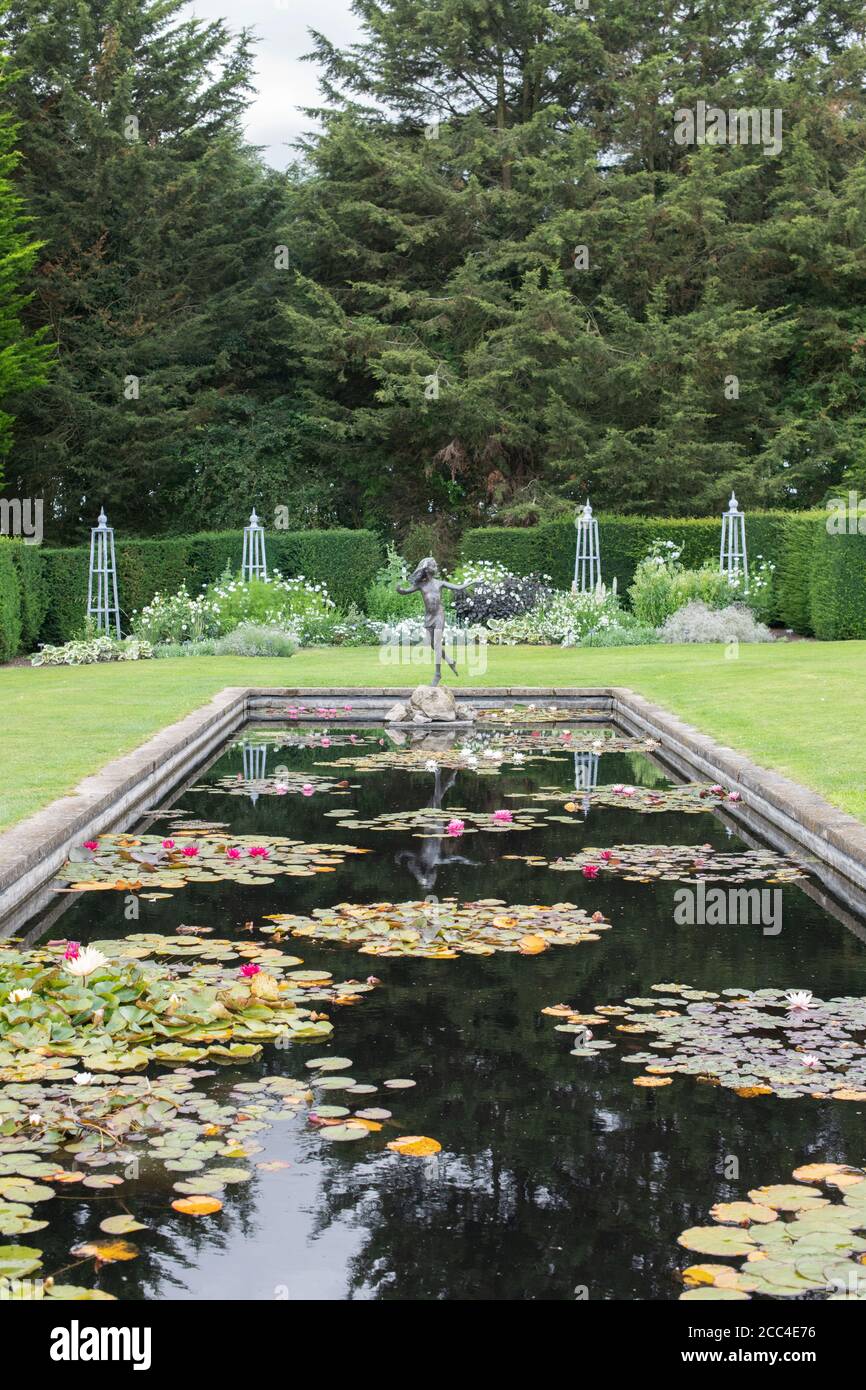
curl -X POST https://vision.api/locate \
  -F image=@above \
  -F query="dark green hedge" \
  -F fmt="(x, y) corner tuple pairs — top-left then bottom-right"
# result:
(462, 511), (846, 628)
(809, 525), (866, 640)
(776, 513), (824, 634)
(38, 527), (383, 645)
(9, 541), (48, 651)
(0, 541), (22, 662)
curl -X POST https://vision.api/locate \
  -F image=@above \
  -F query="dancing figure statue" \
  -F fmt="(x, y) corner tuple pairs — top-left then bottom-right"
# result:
(396, 557), (478, 686)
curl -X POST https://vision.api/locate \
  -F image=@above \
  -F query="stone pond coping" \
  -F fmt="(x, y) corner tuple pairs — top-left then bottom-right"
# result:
(1, 684), (865, 931)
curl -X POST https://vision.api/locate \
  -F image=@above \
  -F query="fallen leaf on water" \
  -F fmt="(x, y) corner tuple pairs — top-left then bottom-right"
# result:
(71, 1239), (138, 1263)
(171, 1196), (223, 1216)
(386, 1136), (442, 1157)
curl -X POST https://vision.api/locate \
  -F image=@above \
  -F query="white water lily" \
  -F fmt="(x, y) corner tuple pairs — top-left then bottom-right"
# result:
(483, 749), (500, 760)
(512, 752), (525, 764)
(8, 987), (33, 1004)
(801, 1054), (821, 1069)
(785, 990), (814, 1012)
(74, 1072), (94, 1086)
(424, 760), (438, 772)
(63, 945), (108, 978)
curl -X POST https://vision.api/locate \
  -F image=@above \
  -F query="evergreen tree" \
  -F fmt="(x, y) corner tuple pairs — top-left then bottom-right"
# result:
(0, 0), (290, 538)
(286, 0), (866, 531)
(0, 50), (50, 487)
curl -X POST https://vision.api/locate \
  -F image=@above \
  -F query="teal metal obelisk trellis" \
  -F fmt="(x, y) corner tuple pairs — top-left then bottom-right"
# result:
(573, 500), (601, 592)
(719, 492), (748, 583)
(242, 508), (268, 581)
(87, 508), (121, 637)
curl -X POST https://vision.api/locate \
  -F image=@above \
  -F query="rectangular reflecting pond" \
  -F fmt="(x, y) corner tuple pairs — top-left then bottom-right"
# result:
(6, 714), (866, 1302)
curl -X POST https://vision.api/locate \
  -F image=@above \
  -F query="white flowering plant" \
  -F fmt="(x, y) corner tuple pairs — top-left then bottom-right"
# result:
(131, 583), (220, 645)
(726, 555), (777, 624)
(486, 582), (636, 646)
(205, 567), (335, 636)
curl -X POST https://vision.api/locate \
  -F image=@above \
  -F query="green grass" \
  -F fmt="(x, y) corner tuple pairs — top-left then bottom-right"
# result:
(1, 642), (865, 829)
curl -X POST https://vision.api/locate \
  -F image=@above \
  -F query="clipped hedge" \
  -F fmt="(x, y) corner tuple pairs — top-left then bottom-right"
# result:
(9, 540), (48, 651)
(809, 526), (866, 640)
(462, 511), (844, 628)
(776, 512), (824, 634)
(38, 527), (382, 645)
(0, 540), (22, 662)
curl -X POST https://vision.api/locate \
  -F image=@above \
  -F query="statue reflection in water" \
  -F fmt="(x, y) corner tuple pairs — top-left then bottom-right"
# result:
(391, 732), (478, 929)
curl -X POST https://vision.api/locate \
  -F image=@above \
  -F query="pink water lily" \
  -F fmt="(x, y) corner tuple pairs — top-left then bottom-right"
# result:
(240, 963), (261, 978)
(493, 809), (513, 823)
(599, 850), (613, 862)
(225, 847), (242, 860)
(582, 864), (600, 880)
(728, 790), (742, 802)
(446, 819), (465, 837)
(64, 941), (81, 961)
(83, 839), (99, 852)
(320, 737), (331, 747)
(248, 846), (270, 859)
(162, 839), (175, 850)
(301, 784), (315, 796)
(181, 845), (199, 858)
(709, 784), (725, 796)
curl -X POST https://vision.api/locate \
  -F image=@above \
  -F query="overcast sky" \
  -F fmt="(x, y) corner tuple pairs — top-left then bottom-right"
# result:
(186, 0), (363, 168)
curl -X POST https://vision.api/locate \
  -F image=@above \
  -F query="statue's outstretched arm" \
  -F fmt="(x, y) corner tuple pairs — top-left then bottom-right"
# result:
(395, 583), (417, 595)
(441, 578), (479, 592)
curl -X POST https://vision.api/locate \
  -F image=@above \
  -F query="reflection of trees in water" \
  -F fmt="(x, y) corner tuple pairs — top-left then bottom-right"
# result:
(299, 909), (866, 1301)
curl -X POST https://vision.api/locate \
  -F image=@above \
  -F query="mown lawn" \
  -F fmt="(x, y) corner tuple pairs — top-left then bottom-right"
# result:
(1, 641), (864, 829)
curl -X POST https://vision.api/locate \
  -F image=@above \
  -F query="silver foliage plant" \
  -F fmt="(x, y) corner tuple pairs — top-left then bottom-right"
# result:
(659, 601), (774, 644)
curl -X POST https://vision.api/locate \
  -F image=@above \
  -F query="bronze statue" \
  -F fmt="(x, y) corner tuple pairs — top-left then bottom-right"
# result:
(396, 557), (478, 686)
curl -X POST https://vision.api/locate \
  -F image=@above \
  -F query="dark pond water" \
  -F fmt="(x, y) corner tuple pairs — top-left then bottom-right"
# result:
(19, 721), (866, 1301)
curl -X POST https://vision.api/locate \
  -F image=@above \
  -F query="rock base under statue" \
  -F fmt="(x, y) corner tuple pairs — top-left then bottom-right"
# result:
(384, 685), (474, 726)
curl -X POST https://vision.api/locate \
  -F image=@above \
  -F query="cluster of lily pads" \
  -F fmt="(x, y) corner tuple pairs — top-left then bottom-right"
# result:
(55, 832), (372, 900)
(472, 705), (606, 724)
(317, 806), (544, 837)
(0, 1052), (438, 1298)
(261, 899), (611, 958)
(545, 983), (866, 1098)
(678, 1163), (866, 1300)
(508, 782), (744, 817)
(318, 728), (656, 777)
(193, 770), (358, 800)
(0, 933), (385, 1081)
(503, 843), (808, 884)
(0, 928), (442, 1299)
(231, 729), (373, 751)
